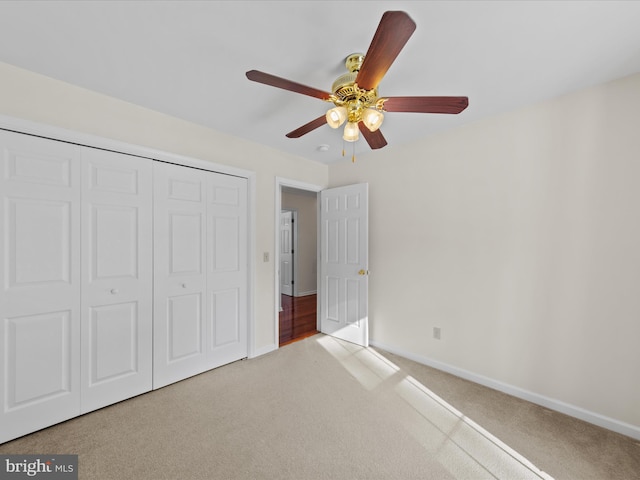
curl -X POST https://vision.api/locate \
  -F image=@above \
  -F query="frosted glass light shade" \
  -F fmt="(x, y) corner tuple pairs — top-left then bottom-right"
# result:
(362, 108), (384, 132)
(343, 122), (359, 142)
(326, 106), (347, 128)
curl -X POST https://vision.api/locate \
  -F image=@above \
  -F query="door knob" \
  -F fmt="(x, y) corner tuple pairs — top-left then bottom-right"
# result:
(181, 283), (187, 288)
(358, 269), (368, 276)
(110, 288), (119, 294)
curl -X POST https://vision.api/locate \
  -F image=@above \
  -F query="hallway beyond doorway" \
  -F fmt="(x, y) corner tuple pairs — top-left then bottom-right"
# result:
(279, 294), (318, 346)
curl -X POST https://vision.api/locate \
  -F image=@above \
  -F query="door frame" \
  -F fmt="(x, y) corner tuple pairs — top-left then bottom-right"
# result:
(274, 177), (324, 347)
(0, 113), (258, 360)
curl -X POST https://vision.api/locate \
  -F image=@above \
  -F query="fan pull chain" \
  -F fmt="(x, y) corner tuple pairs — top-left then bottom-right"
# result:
(341, 140), (356, 162)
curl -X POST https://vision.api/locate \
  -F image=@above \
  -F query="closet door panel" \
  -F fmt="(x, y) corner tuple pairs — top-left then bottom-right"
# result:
(206, 174), (248, 368)
(153, 162), (207, 389)
(0, 130), (81, 444)
(167, 293), (202, 360)
(80, 147), (152, 413)
(89, 302), (138, 380)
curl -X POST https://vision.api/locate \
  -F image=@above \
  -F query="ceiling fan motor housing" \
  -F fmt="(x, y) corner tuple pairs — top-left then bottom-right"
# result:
(331, 53), (381, 121)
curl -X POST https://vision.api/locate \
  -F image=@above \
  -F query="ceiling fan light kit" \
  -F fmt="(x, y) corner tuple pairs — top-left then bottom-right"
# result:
(246, 11), (469, 160)
(326, 52), (386, 142)
(342, 121), (360, 142)
(361, 107), (384, 132)
(326, 105), (348, 128)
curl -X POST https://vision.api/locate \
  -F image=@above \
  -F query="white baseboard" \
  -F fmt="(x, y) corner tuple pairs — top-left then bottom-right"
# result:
(370, 340), (640, 441)
(249, 343), (278, 359)
(295, 290), (317, 297)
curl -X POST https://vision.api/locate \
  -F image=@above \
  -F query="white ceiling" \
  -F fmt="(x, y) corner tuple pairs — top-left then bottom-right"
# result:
(0, 1), (639, 164)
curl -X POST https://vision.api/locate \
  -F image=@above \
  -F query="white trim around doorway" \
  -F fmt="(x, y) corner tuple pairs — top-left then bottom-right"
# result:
(274, 177), (324, 349)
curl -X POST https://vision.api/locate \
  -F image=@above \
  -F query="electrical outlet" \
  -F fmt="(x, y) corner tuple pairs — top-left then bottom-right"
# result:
(433, 327), (441, 340)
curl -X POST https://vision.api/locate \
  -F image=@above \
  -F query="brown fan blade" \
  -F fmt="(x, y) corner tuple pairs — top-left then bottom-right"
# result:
(382, 96), (469, 114)
(356, 11), (417, 91)
(358, 123), (388, 149)
(286, 115), (328, 138)
(246, 70), (332, 101)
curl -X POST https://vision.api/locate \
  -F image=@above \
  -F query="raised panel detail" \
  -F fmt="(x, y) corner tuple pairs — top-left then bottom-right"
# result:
(324, 195), (340, 213)
(212, 186), (239, 206)
(211, 289), (239, 347)
(4, 311), (71, 410)
(281, 231), (291, 254)
(89, 303), (137, 385)
(326, 276), (340, 323)
(169, 212), (202, 275)
(8, 199), (70, 287)
(281, 259), (292, 285)
(169, 179), (201, 202)
(212, 217), (238, 272)
(167, 294), (201, 362)
(92, 205), (137, 280)
(6, 149), (71, 186)
(325, 219), (339, 264)
(346, 193), (360, 211)
(90, 164), (137, 194)
(346, 279), (360, 326)
(281, 219), (291, 255)
(346, 217), (360, 265)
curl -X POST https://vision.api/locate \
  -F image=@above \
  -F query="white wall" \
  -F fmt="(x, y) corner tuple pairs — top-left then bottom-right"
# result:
(0, 61), (328, 355)
(329, 73), (640, 437)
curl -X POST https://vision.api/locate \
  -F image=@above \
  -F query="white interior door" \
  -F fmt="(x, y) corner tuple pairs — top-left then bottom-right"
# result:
(319, 183), (369, 347)
(206, 173), (248, 369)
(153, 162), (207, 388)
(280, 210), (293, 296)
(80, 147), (153, 413)
(0, 130), (82, 443)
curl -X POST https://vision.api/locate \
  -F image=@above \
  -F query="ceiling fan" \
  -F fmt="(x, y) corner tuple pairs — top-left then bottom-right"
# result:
(246, 11), (468, 158)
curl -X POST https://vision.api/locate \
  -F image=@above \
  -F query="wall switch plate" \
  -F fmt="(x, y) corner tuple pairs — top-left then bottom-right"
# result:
(263, 252), (269, 262)
(433, 327), (441, 340)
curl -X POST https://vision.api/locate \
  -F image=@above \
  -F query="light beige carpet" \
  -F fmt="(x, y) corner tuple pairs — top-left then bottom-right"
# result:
(1, 334), (638, 479)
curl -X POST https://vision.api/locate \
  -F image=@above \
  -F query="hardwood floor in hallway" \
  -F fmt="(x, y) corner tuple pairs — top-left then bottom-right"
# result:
(279, 294), (318, 346)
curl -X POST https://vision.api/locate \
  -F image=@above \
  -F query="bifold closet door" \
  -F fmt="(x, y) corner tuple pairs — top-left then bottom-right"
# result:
(0, 130), (82, 444)
(153, 162), (248, 389)
(0, 127), (248, 441)
(80, 147), (153, 413)
(153, 162), (208, 388)
(206, 172), (248, 369)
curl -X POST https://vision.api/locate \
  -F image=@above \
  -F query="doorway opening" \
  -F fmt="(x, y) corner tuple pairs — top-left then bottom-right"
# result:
(275, 179), (322, 347)
(279, 293), (318, 346)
